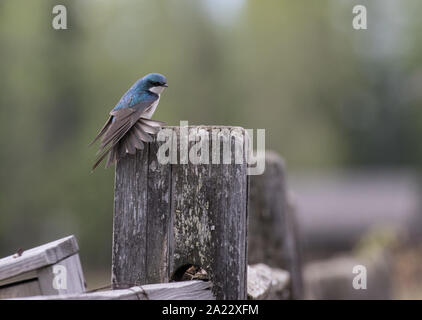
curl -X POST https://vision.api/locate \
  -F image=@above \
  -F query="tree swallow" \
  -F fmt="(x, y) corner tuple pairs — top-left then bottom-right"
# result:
(90, 73), (168, 170)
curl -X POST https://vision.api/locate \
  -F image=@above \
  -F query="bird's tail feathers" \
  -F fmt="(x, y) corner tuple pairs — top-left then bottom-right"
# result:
(91, 118), (165, 171)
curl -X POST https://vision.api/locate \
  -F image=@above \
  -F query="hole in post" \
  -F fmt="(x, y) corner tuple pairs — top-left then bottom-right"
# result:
(171, 264), (209, 282)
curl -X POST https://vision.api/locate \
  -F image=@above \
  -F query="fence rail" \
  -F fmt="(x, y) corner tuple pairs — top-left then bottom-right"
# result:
(11, 280), (213, 300)
(10, 264), (290, 300)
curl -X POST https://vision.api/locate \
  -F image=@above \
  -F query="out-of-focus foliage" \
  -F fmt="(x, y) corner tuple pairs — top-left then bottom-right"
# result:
(0, 0), (421, 273)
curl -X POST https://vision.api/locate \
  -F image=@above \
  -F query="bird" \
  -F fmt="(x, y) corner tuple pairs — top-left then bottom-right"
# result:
(90, 73), (168, 170)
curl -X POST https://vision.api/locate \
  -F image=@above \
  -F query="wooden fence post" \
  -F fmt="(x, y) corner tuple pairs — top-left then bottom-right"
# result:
(248, 151), (303, 299)
(112, 126), (249, 299)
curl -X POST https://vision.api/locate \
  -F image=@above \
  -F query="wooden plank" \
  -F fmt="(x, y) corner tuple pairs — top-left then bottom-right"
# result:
(112, 126), (249, 299)
(0, 235), (79, 282)
(0, 279), (41, 299)
(12, 280), (214, 300)
(143, 280), (213, 300)
(112, 149), (149, 287)
(12, 264), (291, 300)
(37, 254), (85, 295)
(145, 140), (172, 284)
(247, 264), (272, 300)
(248, 151), (303, 299)
(247, 263), (290, 300)
(0, 271), (37, 287)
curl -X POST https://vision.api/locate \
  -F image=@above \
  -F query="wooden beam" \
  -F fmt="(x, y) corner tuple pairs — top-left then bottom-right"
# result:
(0, 235), (79, 282)
(248, 151), (303, 299)
(13, 264), (289, 300)
(12, 280), (214, 300)
(112, 126), (249, 299)
(0, 235), (85, 298)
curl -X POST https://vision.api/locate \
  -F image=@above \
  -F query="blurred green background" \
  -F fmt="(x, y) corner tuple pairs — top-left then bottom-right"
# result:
(1, 0), (421, 289)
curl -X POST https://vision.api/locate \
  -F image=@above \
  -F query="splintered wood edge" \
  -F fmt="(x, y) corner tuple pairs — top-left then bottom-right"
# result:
(0, 235), (79, 282)
(247, 264), (290, 300)
(11, 280), (214, 300)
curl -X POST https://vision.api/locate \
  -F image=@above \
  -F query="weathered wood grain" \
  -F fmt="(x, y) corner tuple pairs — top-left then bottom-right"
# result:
(112, 126), (249, 299)
(112, 150), (149, 287)
(0, 235), (85, 299)
(12, 264), (293, 300)
(0, 279), (41, 299)
(248, 151), (303, 299)
(12, 280), (214, 300)
(247, 263), (290, 300)
(0, 235), (79, 282)
(247, 264), (272, 300)
(37, 254), (85, 295)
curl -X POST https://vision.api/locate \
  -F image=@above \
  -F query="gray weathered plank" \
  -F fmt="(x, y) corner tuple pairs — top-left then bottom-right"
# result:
(145, 140), (172, 284)
(248, 151), (303, 299)
(112, 149), (149, 287)
(247, 264), (272, 300)
(0, 279), (41, 299)
(12, 280), (214, 300)
(112, 126), (249, 299)
(0, 235), (79, 282)
(247, 263), (290, 300)
(37, 254), (85, 295)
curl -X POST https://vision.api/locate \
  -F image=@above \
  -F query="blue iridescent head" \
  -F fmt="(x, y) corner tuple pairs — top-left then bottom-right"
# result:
(142, 73), (168, 93)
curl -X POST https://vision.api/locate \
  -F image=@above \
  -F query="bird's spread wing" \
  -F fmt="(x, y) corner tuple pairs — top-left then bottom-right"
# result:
(89, 115), (113, 147)
(91, 98), (165, 170)
(100, 107), (139, 150)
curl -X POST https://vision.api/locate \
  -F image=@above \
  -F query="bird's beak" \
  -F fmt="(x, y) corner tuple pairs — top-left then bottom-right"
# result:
(163, 83), (168, 87)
